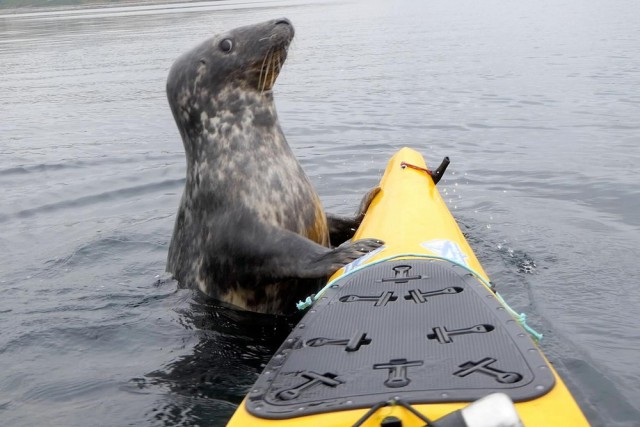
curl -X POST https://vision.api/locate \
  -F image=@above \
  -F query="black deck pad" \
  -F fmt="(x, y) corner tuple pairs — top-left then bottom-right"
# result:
(246, 260), (555, 419)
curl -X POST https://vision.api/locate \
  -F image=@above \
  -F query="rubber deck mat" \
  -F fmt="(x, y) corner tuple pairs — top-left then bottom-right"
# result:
(246, 259), (555, 419)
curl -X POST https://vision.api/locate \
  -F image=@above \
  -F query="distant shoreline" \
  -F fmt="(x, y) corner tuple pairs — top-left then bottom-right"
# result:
(0, 0), (204, 11)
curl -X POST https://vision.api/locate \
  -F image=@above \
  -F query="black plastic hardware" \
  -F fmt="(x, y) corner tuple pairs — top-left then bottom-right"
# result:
(428, 324), (494, 344)
(373, 359), (424, 388)
(276, 372), (341, 401)
(431, 156), (450, 185)
(380, 265), (424, 283)
(305, 331), (371, 352)
(340, 291), (397, 306)
(405, 287), (463, 303)
(454, 358), (522, 384)
(380, 416), (402, 427)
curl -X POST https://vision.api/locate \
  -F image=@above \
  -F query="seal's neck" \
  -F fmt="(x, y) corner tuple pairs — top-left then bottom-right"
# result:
(184, 88), (289, 172)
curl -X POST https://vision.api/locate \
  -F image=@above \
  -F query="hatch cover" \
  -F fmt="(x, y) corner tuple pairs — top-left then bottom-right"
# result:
(246, 260), (555, 419)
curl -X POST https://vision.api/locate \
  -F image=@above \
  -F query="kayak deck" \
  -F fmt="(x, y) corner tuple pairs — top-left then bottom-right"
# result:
(245, 258), (555, 419)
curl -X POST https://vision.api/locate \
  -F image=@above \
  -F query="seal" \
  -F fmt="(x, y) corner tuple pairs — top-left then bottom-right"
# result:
(166, 18), (383, 314)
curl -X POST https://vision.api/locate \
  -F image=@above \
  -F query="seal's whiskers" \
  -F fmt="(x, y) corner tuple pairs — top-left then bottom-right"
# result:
(258, 46), (290, 92)
(262, 53), (270, 92)
(276, 49), (283, 81)
(259, 47), (273, 93)
(269, 54), (279, 89)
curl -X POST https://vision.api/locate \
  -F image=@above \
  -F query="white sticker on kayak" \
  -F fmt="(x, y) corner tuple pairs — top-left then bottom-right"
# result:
(343, 245), (386, 274)
(421, 239), (469, 266)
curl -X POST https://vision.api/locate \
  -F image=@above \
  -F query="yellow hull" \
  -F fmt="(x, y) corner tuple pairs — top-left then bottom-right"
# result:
(228, 147), (589, 426)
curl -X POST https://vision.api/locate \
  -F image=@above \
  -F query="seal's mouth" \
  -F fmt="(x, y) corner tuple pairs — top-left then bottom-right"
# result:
(254, 19), (293, 92)
(258, 45), (288, 92)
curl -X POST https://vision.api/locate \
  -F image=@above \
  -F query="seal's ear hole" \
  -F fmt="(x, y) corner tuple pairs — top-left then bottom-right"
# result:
(199, 59), (207, 65)
(220, 39), (234, 53)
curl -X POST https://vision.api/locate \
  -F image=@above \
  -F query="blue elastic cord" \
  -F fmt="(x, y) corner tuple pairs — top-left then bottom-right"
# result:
(296, 253), (542, 342)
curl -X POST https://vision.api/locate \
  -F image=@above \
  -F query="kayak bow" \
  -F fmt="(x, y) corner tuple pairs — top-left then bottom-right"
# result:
(228, 147), (589, 427)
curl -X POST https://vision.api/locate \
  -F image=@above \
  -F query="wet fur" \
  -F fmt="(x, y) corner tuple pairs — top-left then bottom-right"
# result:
(166, 19), (381, 314)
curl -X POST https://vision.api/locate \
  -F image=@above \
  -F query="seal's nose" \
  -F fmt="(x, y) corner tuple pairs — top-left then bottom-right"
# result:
(274, 18), (292, 26)
(274, 18), (294, 37)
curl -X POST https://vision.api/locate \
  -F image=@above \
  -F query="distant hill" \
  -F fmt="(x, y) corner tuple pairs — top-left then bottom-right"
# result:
(0, 0), (150, 9)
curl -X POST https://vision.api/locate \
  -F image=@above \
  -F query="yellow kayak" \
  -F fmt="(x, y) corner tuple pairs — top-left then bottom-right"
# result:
(228, 147), (589, 427)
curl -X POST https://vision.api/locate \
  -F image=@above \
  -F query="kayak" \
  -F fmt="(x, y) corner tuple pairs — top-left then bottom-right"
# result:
(227, 147), (590, 426)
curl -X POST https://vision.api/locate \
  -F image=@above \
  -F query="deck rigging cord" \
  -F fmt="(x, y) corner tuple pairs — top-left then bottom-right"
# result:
(296, 253), (543, 342)
(351, 397), (433, 427)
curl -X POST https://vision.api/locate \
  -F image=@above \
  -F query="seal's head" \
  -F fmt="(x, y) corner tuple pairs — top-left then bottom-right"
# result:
(166, 19), (293, 149)
(173, 18), (293, 93)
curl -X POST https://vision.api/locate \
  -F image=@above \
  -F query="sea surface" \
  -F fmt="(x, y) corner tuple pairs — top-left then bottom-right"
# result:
(1, 0), (639, 425)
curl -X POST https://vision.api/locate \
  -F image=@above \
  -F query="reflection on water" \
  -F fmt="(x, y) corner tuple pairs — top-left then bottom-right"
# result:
(1, 0), (640, 425)
(144, 298), (300, 425)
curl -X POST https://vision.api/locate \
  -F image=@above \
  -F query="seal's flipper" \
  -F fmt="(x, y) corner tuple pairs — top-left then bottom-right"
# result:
(203, 222), (382, 314)
(212, 220), (383, 281)
(326, 214), (358, 246)
(309, 238), (384, 274)
(327, 187), (381, 245)
(355, 187), (381, 220)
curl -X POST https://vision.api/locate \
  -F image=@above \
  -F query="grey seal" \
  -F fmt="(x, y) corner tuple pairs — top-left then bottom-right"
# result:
(166, 18), (382, 314)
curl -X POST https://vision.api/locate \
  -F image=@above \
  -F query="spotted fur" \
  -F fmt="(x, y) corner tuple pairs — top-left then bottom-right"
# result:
(166, 19), (382, 314)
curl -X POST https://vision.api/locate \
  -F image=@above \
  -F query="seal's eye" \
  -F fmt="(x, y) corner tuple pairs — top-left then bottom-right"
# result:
(220, 39), (233, 53)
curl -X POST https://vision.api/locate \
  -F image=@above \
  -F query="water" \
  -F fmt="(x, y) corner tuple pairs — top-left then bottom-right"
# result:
(1, 0), (639, 425)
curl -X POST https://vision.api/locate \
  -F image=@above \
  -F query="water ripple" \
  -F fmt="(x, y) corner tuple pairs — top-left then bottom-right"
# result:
(2, 0), (640, 426)
(7, 178), (183, 222)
